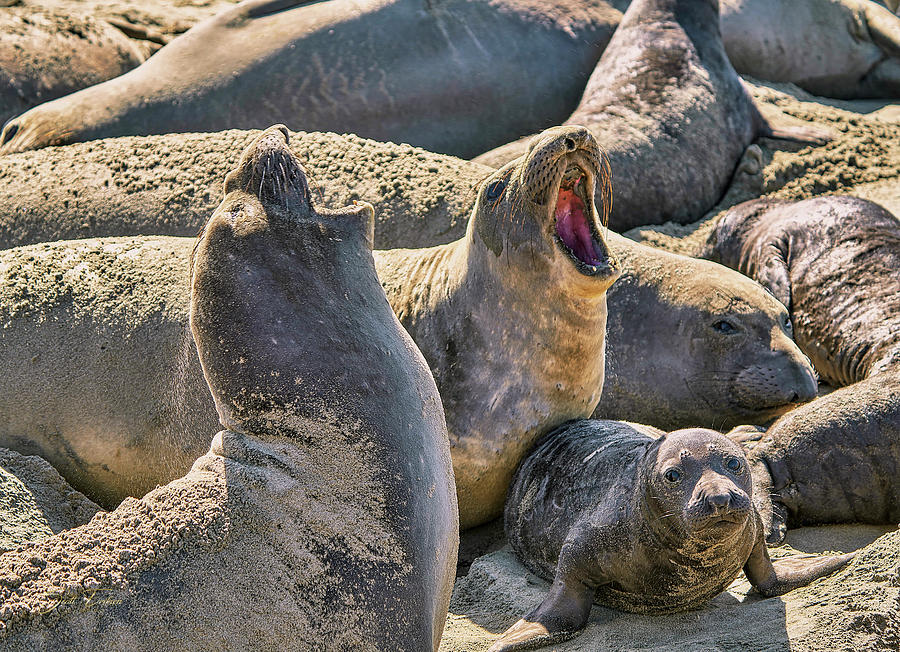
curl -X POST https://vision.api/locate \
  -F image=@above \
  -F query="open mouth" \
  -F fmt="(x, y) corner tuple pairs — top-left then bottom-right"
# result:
(553, 164), (608, 275)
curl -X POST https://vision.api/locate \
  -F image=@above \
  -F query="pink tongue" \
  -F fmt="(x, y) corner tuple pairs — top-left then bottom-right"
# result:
(555, 188), (602, 265)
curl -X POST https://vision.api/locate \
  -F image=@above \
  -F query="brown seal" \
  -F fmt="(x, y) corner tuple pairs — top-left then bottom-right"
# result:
(0, 0), (621, 158)
(473, 0), (831, 231)
(704, 195), (900, 543)
(0, 125), (458, 650)
(490, 419), (854, 651)
(0, 7), (143, 126)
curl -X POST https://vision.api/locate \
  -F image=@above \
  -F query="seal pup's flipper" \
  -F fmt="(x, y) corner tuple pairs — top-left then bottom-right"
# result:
(743, 535), (855, 596)
(488, 574), (596, 652)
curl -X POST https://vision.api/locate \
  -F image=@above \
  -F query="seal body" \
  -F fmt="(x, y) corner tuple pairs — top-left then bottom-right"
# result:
(0, 126), (458, 651)
(704, 195), (900, 542)
(491, 420), (853, 651)
(0, 7), (143, 126)
(473, 0), (828, 231)
(0, 0), (620, 157)
(720, 0), (900, 99)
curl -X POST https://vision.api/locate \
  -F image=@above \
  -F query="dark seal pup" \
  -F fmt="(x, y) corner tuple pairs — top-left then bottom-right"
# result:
(0, 0), (621, 158)
(704, 195), (900, 543)
(0, 125), (458, 650)
(491, 419), (854, 651)
(473, 0), (830, 231)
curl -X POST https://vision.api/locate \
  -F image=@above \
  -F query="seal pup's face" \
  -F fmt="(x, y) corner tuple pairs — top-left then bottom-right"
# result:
(473, 125), (619, 294)
(644, 428), (754, 542)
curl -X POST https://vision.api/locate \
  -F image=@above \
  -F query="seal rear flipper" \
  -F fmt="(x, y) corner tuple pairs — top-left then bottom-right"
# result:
(488, 576), (595, 652)
(757, 120), (835, 147)
(744, 536), (855, 597)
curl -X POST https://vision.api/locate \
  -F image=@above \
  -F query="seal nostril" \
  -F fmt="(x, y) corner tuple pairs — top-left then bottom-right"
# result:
(0, 121), (18, 146)
(564, 137), (576, 151)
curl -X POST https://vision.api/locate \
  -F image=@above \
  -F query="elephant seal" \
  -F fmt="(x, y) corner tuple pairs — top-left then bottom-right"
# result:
(491, 419), (854, 651)
(473, 0), (830, 231)
(0, 0), (621, 157)
(703, 195), (900, 385)
(721, 0), (900, 99)
(0, 127), (817, 511)
(0, 125), (458, 650)
(704, 195), (900, 543)
(0, 7), (144, 126)
(374, 125), (619, 528)
(598, 231), (818, 430)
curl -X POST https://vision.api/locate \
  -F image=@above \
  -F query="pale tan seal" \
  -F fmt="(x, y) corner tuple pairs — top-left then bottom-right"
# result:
(0, 125), (458, 650)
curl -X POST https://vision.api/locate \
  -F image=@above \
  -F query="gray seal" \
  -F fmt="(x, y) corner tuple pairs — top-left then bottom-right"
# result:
(473, 0), (831, 231)
(490, 419), (854, 651)
(0, 125), (458, 650)
(0, 0), (621, 158)
(704, 195), (900, 543)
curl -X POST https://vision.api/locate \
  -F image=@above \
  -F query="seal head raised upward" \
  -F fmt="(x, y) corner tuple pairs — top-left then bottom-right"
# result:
(190, 124), (458, 650)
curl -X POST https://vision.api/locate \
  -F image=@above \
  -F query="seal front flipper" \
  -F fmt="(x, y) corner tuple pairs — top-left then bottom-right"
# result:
(743, 533), (855, 596)
(488, 573), (597, 652)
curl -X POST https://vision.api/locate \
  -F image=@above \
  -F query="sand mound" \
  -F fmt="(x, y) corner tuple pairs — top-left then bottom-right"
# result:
(442, 525), (899, 651)
(0, 448), (100, 553)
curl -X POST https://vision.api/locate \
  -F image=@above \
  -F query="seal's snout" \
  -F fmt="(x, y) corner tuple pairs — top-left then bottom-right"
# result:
(232, 124), (312, 213)
(521, 126), (616, 279)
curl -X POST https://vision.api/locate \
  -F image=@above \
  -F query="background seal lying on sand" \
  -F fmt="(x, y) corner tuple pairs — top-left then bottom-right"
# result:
(0, 125), (458, 650)
(473, 0), (830, 231)
(490, 419), (853, 651)
(0, 0), (621, 157)
(704, 195), (900, 542)
(0, 6), (143, 126)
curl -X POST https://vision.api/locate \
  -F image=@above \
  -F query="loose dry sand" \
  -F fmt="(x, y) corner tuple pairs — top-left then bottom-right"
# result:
(0, 448), (100, 553)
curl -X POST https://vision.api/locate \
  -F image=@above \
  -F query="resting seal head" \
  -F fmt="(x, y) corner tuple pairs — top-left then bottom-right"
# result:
(598, 236), (819, 430)
(493, 420), (854, 651)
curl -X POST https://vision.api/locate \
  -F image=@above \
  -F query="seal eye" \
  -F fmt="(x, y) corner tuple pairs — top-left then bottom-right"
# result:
(485, 179), (506, 201)
(713, 320), (736, 334)
(782, 315), (793, 332)
(664, 468), (681, 483)
(725, 457), (743, 473)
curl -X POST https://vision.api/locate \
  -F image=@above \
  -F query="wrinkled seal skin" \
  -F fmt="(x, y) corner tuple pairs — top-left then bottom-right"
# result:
(374, 126), (619, 528)
(0, 7), (144, 126)
(473, 0), (829, 231)
(490, 420), (853, 652)
(0, 0), (621, 158)
(0, 125), (458, 651)
(598, 231), (818, 430)
(721, 0), (900, 99)
(704, 195), (900, 543)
